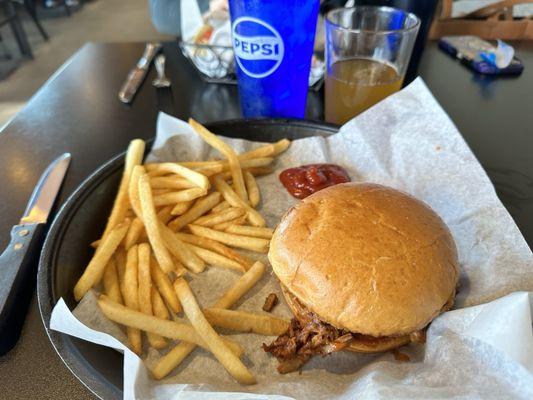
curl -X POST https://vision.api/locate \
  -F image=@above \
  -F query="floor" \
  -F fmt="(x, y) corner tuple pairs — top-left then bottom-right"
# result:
(0, 0), (172, 127)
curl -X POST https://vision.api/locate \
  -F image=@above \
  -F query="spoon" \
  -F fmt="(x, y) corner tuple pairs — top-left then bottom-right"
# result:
(152, 54), (171, 88)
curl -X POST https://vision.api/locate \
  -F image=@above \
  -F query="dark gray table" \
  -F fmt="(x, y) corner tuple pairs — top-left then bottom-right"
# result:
(0, 41), (531, 399)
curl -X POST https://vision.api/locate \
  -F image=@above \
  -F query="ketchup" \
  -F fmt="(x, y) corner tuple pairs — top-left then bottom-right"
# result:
(279, 164), (351, 199)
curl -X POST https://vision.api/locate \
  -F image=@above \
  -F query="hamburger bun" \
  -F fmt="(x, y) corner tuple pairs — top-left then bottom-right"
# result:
(269, 182), (459, 339)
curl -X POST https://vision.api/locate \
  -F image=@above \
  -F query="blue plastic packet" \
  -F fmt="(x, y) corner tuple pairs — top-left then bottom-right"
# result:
(479, 40), (514, 69)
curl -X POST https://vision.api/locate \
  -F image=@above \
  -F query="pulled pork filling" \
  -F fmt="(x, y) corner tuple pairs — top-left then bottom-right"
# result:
(263, 291), (425, 373)
(263, 294), (355, 374)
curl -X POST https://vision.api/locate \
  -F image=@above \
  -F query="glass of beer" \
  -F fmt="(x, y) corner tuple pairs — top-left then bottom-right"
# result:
(325, 7), (420, 124)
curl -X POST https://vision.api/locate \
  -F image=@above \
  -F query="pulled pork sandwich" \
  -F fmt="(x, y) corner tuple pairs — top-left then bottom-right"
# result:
(264, 183), (459, 373)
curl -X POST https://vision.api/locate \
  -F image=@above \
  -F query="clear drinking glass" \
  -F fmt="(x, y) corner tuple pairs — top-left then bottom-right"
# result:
(325, 7), (420, 124)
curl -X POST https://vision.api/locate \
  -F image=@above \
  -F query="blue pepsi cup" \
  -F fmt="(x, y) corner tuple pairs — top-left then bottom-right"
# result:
(228, 0), (320, 118)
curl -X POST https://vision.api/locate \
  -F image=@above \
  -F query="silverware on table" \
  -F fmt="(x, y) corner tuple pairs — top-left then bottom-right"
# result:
(118, 42), (162, 103)
(152, 54), (171, 88)
(0, 153), (71, 355)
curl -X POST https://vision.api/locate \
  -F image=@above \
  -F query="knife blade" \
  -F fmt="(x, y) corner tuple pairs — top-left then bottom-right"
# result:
(118, 42), (162, 103)
(0, 153), (71, 355)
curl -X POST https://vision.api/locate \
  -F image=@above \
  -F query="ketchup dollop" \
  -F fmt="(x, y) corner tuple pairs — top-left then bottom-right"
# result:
(279, 164), (351, 199)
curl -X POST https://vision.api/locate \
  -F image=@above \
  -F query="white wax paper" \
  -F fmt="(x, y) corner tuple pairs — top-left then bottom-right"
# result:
(50, 78), (533, 399)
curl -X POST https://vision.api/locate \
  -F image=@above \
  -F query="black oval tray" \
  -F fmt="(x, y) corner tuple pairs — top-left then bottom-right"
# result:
(37, 119), (338, 399)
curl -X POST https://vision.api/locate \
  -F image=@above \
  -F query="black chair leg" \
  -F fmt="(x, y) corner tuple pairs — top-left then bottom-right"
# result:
(0, 32), (13, 60)
(63, 0), (71, 16)
(25, 0), (49, 40)
(3, 1), (33, 58)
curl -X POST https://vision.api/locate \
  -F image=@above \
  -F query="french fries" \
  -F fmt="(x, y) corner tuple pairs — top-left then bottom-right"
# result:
(272, 138), (291, 155)
(151, 287), (169, 320)
(212, 175), (265, 227)
(189, 245), (245, 273)
(123, 245), (142, 354)
(169, 254), (186, 275)
(174, 232), (253, 270)
(171, 200), (194, 216)
(236, 157), (273, 170)
(150, 176), (196, 190)
(128, 165), (145, 218)
(204, 308), (289, 336)
(74, 130), (292, 384)
(190, 164), (224, 176)
(173, 279), (256, 384)
(224, 225), (274, 239)
(188, 224), (269, 253)
(152, 262), (265, 379)
(238, 139), (289, 160)
(184, 158), (273, 175)
(157, 205), (174, 225)
(159, 224), (205, 273)
(152, 342), (197, 380)
(211, 200), (230, 213)
(212, 215), (247, 231)
(168, 191), (221, 231)
(97, 295), (243, 356)
(238, 143), (276, 160)
(153, 188), (207, 206)
(102, 257), (122, 304)
(138, 243), (167, 349)
(189, 118), (248, 203)
(150, 259), (182, 313)
(194, 207), (245, 227)
(124, 217), (144, 249)
(152, 189), (172, 196)
(125, 205), (172, 249)
(115, 248), (126, 294)
(101, 140), (145, 239)
(144, 162), (210, 190)
(244, 171), (260, 207)
(152, 261), (265, 379)
(246, 166), (273, 176)
(138, 174), (175, 273)
(74, 219), (130, 301)
(213, 261), (265, 309)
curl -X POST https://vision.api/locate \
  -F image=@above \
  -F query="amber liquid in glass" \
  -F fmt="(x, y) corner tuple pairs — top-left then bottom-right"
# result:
(325, 58), (403, 125)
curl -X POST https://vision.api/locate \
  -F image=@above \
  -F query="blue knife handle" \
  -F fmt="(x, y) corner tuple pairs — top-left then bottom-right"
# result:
(0, 223), (46, 355)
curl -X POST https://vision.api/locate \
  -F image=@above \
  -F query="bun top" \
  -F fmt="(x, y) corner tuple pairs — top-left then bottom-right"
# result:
(269, 183), (459, 337)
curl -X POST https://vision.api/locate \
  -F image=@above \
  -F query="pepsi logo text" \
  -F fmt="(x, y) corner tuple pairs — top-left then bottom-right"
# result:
(231, 17), (285, 78)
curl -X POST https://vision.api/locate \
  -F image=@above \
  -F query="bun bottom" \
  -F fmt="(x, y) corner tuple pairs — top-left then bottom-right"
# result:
(346, 335), (411, 353)
(281, 286), (411, 353)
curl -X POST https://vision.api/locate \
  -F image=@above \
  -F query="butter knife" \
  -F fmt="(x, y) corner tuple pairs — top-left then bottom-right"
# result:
(118, 42), (162, 103)
(0, 153), (71, 355)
